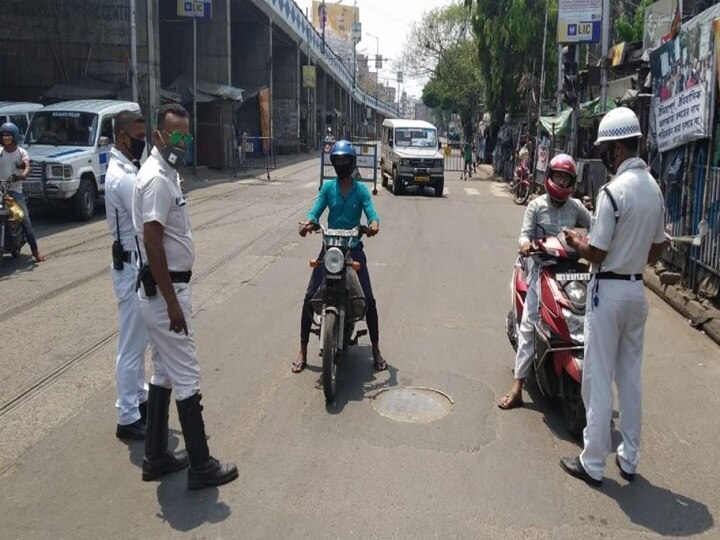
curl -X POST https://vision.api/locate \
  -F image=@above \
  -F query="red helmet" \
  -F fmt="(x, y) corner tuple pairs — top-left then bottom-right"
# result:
(545, 153), (577, 204)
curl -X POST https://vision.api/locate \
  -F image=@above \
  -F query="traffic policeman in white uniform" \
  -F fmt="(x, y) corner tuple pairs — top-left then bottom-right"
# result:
(133, 103), (237, 489)
(105, 110), (148, 440)
(561, 107), (666, 486)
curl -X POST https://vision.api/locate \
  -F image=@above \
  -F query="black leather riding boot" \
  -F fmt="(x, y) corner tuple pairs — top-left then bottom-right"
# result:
(176, 392), (238, 490)
(142, 384), (189, 481)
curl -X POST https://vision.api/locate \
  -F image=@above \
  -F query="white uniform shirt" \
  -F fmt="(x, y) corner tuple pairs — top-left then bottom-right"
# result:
(133, 147), (194, 272)
(0, 146), (29, 192)
(105, 147), (139, 250)
(589, 157), (665, 274)
(519, 194), (592, 245)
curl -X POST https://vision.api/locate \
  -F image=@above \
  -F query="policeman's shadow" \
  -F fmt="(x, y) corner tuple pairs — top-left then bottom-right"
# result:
(0, 253), (38, 279)
(598, 477), (713, 536)
(155, 479), (231, 532)
(321, 344), (399, 414)
(118, 429), (184, 469)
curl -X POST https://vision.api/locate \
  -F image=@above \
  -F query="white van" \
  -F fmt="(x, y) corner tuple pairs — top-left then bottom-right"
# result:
(0, 102), (44, 143)
(380, 119), (444, 197)
(23, 99), (141, 220)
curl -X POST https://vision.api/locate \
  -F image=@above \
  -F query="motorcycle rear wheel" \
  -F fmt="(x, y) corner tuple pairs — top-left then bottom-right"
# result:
(513, 182), (531, 205)
(561, 371), (586, 441)
(322, 312), (339, 403)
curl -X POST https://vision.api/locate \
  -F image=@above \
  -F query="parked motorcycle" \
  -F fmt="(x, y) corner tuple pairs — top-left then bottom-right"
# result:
(0, 176), (27, 260)
(308, 224), (369, 402)
(505, 232), (590, 438)
(510, 160), (532, 205)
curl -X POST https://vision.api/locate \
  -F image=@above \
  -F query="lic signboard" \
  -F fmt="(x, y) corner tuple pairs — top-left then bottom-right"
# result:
(557, 0), (601, 43)
(177, 0), (212, 19)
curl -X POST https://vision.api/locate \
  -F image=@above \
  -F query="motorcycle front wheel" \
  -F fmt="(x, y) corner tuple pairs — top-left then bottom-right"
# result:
(322, 311), (339, 402)
(513, 182), (531, 205)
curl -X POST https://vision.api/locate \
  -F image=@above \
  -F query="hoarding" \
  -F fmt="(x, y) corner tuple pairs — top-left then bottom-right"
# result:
(557, 0), (601, 43)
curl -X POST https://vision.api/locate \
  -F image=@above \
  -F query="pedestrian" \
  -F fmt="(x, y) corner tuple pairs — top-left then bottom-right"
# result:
(498, 154), (591, 410)
(463, 140), (473, 180)
(133, 103), (237, 489)
(0, 122), (46, 262)
(561, 107), (666, 486)
(105, 110), (149, 440)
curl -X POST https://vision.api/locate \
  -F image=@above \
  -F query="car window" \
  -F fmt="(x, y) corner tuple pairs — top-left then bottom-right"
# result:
(27, 111), (99, 146)
(394, 128), (437, 148)
(9, 114), (28, 135)
(99, 116), (114, 144)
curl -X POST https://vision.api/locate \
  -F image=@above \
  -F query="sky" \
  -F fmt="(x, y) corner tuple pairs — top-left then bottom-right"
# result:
(296, 0), (457, 99)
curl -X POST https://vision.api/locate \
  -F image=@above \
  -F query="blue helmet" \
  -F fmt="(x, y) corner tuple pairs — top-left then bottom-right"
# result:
(0, 122), (20, 144)
(330, 139), (356, 169)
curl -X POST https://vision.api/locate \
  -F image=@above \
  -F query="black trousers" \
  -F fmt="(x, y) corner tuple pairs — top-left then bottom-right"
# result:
(301, 244), (379, 343)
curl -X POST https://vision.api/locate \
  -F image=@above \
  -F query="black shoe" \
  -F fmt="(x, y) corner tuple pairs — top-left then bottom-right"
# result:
(116, 419), (145, 440)
(142, 384), (189, 481)
(615, 455), (635, 482)
(177, 392), (239, 490)
(142, 450), (189, 481)
(187, 457), (239, 490)
(560, 456), (602, 487)
(139, 400), (148, 425)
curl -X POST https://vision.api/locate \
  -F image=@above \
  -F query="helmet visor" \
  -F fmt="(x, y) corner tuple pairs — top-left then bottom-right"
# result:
(551, 171), (574, 188)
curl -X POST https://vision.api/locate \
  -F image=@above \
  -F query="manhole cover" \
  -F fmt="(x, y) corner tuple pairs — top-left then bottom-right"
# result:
(371, 387), (454, 423)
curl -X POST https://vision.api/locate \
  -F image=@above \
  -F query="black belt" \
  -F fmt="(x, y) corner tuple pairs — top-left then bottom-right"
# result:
(170, 271), (192, 283)
(595, 272), (643, 281)
(121, 251), (136, 263)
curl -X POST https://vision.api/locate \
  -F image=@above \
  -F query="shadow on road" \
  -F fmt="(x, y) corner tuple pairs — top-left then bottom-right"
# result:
(155, 478), (232, 532)
(320, 344), (399, 414)
(600, 477), (714, 536)
(0, 253), (38, 279)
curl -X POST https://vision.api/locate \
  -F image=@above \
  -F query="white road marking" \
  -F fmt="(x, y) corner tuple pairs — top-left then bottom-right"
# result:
(443, 188), (450, 195)
(464, 187), (480, 196)
(490, 183), (512, 198)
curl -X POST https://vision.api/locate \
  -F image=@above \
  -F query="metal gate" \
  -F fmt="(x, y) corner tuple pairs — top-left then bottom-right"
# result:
(442, 143), (467, 171)
(227, 135), (277, 177)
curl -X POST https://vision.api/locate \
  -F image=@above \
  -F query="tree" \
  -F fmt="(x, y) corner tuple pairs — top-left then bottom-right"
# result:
(398, 2), (473, 81)
(422, 39), (484, 136)
(465, 0), (558, 124)
(614, 0), (654, 43)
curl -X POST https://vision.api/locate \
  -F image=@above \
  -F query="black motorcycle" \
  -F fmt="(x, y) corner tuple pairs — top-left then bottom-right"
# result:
(0, 177), (27, 260)
(308, 224), (369, 402)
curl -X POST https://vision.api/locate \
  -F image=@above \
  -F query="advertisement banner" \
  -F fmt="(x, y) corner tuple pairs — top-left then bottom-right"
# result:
(302, 65), (316, 88)
(643, 0), (678, 51)
(651, 20), (715, 152)
(311, 2), (359, 41)
(557, 0), (602, 43)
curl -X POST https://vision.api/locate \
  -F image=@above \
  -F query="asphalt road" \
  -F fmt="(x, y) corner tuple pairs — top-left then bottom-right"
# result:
(0, 160), (718, 539)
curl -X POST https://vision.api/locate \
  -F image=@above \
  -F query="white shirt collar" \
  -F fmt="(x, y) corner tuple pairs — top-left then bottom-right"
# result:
(110, 146), (138, 171)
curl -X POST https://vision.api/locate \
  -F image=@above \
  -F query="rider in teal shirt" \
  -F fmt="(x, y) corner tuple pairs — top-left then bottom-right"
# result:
(294, 140), (386, 373)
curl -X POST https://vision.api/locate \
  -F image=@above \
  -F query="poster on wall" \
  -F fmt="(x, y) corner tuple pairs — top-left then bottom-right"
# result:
(650, 19), (715, 152)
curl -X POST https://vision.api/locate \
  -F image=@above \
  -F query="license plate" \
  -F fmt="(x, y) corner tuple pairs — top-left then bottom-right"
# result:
(325, 228), (357, 237)
(556, 273), (591, 281)
(415, 175), (430, 183)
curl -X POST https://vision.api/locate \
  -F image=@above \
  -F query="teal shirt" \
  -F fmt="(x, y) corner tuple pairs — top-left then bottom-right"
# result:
(307, 179), (380, 245)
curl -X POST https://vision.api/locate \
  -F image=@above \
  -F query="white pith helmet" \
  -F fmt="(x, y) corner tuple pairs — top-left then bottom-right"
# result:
(594, 107), (642, 146)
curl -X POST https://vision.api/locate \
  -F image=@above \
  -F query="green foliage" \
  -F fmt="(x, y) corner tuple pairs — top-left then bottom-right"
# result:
(422, 39), (484, 134)
(613, 0), (653, 43)
(465, 0), (558, 123)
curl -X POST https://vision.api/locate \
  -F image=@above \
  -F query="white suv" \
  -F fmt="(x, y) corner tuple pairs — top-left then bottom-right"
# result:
(23, 100), (141, 220)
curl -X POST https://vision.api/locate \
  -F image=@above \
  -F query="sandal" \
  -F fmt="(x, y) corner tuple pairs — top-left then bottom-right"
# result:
(291, 358), (306, 373)
(498, 392), (524, 410)
(373, 357), (388, 372)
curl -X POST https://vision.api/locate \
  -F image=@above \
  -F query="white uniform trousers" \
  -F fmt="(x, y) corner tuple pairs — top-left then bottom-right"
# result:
(138, 283), (201, 401)
(514, 264), (540, 380)
(111, 263), (148, 425)
(580, 277), (648, 480)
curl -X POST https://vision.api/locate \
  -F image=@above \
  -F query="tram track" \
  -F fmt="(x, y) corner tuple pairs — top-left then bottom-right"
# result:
(0, 196), (312, 420)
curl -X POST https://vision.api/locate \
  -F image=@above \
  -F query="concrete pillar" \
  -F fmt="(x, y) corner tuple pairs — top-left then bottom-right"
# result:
(271, 27), (299, 153)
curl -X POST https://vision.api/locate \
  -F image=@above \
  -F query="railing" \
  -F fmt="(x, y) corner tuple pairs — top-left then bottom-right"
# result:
(690, 166), (720, 277)
(226, 136), (277, 177)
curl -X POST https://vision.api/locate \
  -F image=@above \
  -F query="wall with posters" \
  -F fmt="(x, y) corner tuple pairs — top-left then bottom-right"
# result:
(650, 18), (715, 152)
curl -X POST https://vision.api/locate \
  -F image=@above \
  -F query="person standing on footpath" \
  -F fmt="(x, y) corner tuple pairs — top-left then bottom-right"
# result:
(105, 110), (149, 440)
(133, 103), (237, 489)
(560, 107), (666, 486)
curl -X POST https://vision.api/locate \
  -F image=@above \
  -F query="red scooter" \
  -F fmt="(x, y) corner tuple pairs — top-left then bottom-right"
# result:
(511, 159), (532, 205)
(505, 232), (589, 439)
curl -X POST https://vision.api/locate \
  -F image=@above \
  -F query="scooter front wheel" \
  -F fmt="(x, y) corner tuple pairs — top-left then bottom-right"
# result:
(561, 371), (586, 440)
(513, 182), (531, 205)
(322, 312), (339, 403)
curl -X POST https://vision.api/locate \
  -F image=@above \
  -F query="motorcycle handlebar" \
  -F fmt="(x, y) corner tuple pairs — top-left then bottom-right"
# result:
(301, 222), (370, 238)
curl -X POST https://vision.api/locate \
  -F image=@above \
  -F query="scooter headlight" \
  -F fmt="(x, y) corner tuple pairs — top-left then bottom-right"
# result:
(324, 247), (345, 274)
(564, 280), (587, 307)
(561, 307), (585, 343)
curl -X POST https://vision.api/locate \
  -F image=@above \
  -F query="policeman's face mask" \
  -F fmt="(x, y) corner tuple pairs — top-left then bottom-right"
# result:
(157, 130), (192, 168)
(332, 156), (354, 179)
(599, 142), (618, 174)
(121, 130), (146, 163)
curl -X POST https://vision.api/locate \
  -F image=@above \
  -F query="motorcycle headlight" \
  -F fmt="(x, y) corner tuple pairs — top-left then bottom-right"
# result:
(561, 307), (585, 343)
(324, 247), (345, 274)
(563, 281), (587, 307)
